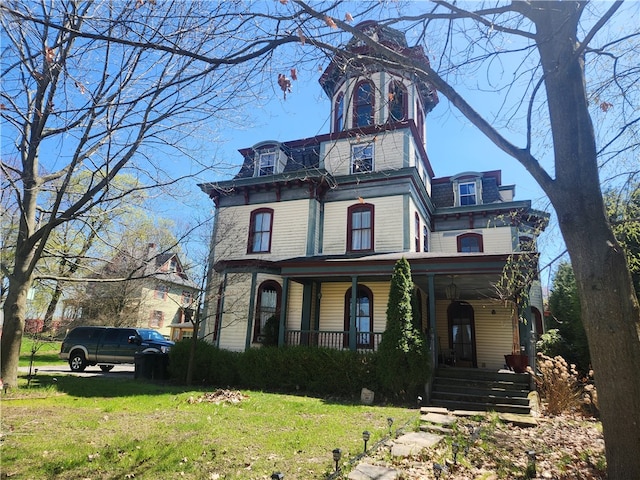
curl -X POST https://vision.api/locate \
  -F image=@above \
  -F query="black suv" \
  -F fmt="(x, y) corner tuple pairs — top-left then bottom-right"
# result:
(59, 326), (174, 372)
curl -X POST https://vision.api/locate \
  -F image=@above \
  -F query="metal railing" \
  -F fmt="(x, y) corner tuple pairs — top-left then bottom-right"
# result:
(284, 330), (382, 352)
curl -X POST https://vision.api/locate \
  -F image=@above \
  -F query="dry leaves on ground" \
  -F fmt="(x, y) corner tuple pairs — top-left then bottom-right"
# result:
(187, 389), (248, 405)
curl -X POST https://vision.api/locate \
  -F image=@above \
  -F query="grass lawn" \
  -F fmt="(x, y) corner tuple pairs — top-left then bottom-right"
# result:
(18, 335), (66, 368)
(1, 374), (418, 479)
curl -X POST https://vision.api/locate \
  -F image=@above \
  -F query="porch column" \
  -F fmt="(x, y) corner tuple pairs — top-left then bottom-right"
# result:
(245, 272), (258, 351)
(278, 277), (289, 347)
(427, 273), (437, 368)
(349, 276), (358, 351)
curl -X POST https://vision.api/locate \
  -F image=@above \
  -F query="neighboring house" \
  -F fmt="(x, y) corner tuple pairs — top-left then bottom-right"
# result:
(141, 245), (200, 341)
(198, 21), (548, 372)
(81, 243), (199, 340)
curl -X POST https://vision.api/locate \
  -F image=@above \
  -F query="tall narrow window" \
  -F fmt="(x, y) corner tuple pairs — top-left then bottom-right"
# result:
(423, 225), (429, 252)
(459, 182), (477, 205)
(254, 281), (281, 341)
(352, 144), (373, 173)
(354, 80), (374, 127)
(347, 203), (374, 252)
(414, 212), (421, 252)
(388, 80), (407, 121)
(416, 99), (425, 142)
(457, 233), (483, 252)
(248, 208), (274, 253)
(213, 283), (223, 341)
(344, 285), (374, 349)
(334, 92), (344, 132)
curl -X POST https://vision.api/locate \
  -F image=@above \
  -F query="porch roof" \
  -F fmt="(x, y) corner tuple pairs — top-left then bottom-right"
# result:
(215, 251), (535, 300)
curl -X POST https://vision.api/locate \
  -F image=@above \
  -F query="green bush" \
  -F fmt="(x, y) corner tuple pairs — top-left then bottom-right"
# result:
(377, 258), (431, 401)
(168, 339), (240, 386)
(170, 343), (381, 399)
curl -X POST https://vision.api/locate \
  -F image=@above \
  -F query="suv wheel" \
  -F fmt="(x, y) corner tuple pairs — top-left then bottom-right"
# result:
(69, 351), (87, 372)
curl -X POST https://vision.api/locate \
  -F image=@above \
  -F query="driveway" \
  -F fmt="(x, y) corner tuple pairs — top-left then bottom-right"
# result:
(19, 364), (135, 378)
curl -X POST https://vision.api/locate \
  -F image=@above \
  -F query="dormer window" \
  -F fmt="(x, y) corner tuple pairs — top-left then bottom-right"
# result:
(258, 149), (276, 176)
(354, 80), (374, 127)
(459, 182), (477, 206)
(352, 144), (373, 173)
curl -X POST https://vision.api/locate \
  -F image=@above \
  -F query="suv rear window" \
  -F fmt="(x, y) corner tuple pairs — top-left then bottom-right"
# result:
(66, 327), (105, 341)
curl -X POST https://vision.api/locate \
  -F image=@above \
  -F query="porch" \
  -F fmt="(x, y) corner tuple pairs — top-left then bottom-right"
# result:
(284, 329), (383, 352)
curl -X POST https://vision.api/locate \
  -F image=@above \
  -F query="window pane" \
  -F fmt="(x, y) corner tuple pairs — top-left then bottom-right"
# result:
(251, 211), (272, 252)
(459, 182), (477, 205)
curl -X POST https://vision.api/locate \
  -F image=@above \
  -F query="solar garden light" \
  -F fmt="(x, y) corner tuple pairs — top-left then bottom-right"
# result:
(526, 450), (537, 476)
(271, 473), (284, 480)
(433, 462), (443, 479)
(362, 430), (370, 453)
(387, 417), (394, 435)
(452, 442), (460, 465)
(332, 448), (342, 472)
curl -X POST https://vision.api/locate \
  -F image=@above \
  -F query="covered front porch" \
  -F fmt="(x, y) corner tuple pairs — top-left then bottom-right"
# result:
(275, 252), (541, 371)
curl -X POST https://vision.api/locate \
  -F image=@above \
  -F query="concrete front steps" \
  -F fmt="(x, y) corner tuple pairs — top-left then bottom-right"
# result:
(429, 367), (532, 414)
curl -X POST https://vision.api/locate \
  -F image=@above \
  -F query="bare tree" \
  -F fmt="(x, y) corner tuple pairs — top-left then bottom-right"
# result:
(0, 0), (307, 387)
(284, 1), (639, 477)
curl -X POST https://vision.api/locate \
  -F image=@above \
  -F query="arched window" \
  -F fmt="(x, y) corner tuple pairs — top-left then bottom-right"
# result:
(388, 80), (407, 122)
(414, 212), (421, 252)
(353, 80), (374, 127)
(347, 203), (374, 252)
(247, 208), (274, 253)
(457, 233), (484, 253)
(344, 285), (374, 349)
(254, 281), (281, 341)
(334, 92), (345, 132)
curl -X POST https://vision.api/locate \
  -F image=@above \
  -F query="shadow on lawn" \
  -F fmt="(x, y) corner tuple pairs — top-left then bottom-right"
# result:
(20, 372), (190, 398)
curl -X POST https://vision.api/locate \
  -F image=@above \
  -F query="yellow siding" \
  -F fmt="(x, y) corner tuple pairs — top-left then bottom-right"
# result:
(138, 284), (197, 338)
(286, 282), (304, 330)
(323, 130), (407, 176)
(435, 300), (513, 370)
(322, 196), (405, 254)
(214, 200), (310, 262)
(318, 281), (389, 333)
(217, 272), (252, 352)
(430, 226), (514, 254)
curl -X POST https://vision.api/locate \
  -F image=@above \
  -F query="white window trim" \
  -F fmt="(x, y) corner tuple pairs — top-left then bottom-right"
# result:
(351, 144), (374, 174)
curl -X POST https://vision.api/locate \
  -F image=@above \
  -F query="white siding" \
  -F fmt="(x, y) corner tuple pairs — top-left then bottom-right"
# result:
(214, 200), (310, 261)
(322, 196), (406, 254)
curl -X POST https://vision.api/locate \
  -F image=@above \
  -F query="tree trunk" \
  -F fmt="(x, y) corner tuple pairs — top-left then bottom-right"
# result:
(1, 274), (31, 388)
(41, 281), (64, 334)
(532, 4), (640, 477)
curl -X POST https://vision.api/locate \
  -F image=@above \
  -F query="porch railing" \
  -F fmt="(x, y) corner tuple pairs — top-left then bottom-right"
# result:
(284, 330), (382, 352)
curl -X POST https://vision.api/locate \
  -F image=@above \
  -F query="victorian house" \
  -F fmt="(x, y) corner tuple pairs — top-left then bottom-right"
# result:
(199, 21), (548, 375)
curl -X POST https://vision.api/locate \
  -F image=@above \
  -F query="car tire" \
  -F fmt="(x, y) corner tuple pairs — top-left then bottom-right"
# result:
(100, 365), (114, 372)
(69, 351), (87, 372)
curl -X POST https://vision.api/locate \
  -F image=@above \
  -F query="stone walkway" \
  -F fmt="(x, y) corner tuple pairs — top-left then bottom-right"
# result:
(347, 406), (537, 480)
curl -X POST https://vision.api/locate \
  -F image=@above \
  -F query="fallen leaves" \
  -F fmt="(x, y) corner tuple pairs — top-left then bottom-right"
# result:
(187, 389), (248, 405)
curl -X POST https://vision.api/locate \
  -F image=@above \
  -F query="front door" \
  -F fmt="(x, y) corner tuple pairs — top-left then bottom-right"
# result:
(448, 301), (477, 368)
